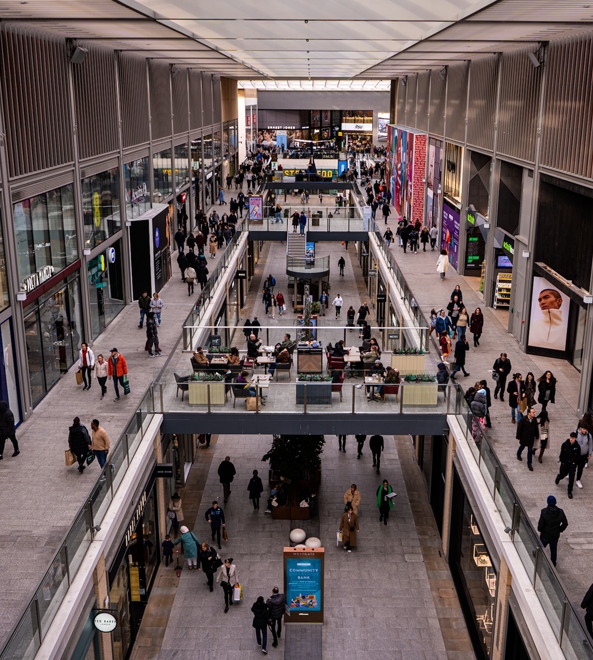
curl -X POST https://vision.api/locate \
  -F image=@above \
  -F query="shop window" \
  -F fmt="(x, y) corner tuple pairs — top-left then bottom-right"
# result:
(223, 123), (230, 158)
(124, 158), (150, 220)
(213, 129), (221, 161)
(81, 168), (121, 250)
(443, 142), (463, 203)
(497, 160), (522, 236)
(174, 143), (189, 187)
(87, 241), (125, 340)
(0, 320), (20, 425)
(203, 133), (213, 169)
(152, 147), (173, 201)
(468, 151), (491, 217)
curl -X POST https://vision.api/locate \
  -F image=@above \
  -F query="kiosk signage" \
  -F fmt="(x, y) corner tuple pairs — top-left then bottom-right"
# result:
(283, 547), (324, 623)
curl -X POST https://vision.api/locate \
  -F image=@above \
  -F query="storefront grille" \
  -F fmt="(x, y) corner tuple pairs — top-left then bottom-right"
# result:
(118, 53), (150, 149)
(446, 62), (469, 144)
(467, 56), (499, 152)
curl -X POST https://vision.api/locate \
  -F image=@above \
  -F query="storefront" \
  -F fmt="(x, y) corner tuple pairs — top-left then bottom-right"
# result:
(124, 157), (150, 221)
(87, 241), (125, 340)
(341, 110), (373, 148)
(81, 167), (121, 250)
(440, 142), (463, 271)
(153, 146), (173, 202)
(427, 139), (443, 233)
(162, 433), (196, 490)
(191, 136), (204, 213)
(464, 151), (490, 277)
(109, 469), (159, 660)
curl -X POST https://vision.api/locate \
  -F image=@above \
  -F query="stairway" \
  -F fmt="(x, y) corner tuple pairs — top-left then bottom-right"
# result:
(287, 232), (306, 258)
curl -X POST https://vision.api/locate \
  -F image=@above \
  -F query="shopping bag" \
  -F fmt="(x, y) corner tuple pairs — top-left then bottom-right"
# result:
(75, 370), (83, 386)
(86, 451), (95, 466)
(234, 584), (242, 601)
(337, 531), (343, 546)
(123, 376), (131, 396)
(223, 528), (228, 542)
(65, 450), (76, 467)
(245, 396), (261, 411)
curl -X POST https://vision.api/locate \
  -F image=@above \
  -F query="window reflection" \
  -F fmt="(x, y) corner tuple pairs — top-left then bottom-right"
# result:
(81, 168), (121, 250)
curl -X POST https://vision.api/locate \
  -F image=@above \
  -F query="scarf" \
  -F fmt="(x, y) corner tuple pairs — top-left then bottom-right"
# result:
(377, 485), (393, 509)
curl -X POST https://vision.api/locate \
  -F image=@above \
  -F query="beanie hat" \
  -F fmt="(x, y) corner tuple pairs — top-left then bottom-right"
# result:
(547, 495), (556, 506)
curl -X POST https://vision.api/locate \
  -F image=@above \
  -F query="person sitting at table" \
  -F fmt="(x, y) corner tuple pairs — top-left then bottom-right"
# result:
(193, 346), (209, 366)
(228, 347), (241, 365)
(280, 333), (293, 350)
(360, 321), (371, 342)
(247, 334), (262, 358)
(362, 346), (380, 363)
(367, 359), (386, 400)
(268, 348), (290, 377)
(375, 367), (400, 398)
(333, 340), (347, 358)
(237, 370), (257, 397)
(368, 338), (381, 356)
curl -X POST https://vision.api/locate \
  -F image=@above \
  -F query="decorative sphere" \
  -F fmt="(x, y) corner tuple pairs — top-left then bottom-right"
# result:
(289, 528), (306, 543)
(306, 537), (322, 548)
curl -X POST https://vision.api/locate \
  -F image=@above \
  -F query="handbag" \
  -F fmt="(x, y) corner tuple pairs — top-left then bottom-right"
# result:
(167, 511), (176, 520)
(337, 531), (343, 546)
(519, 397), (528, 414)
(222, 528), (228, 542)
(491, 371), (500, 381)
(75, 370), (83, 386)
(212, 556), (223, 571)
(86, 450), (95, 466)
(65, 450), (76, 467)
(123, 376), (131, 396)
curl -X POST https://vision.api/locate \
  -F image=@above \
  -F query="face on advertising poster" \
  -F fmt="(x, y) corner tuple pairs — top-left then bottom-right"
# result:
(258, 130), (277, 147)
(528, 277), (569, 352)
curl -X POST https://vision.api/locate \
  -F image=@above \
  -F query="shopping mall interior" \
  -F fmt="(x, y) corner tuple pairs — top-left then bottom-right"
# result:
(2, 2), (593, 660)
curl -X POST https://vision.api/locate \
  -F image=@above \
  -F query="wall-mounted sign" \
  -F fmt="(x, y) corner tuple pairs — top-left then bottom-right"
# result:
(20, 265), (55, 293)
(156, 463), (174, 478)
(341, 123), (372, 132)
(528, 275), (569, 353)
(502, 238), (514, 255)
(368, 269), (377, 277)
(93, 612), (117, 633)
(249, 196), (263, 221)
(93, 191), (101, 228)
(236, 269), (247, 280)
(467, 212), (475, 226)
(108, 247), (116, 264)
(377, 294), (387, 303)
(155, 227), (160, 249)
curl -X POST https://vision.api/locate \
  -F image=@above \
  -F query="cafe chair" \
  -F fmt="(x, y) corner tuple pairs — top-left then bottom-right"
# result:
(331, 372), (345, 402)
(275, 360), (292, 382)
(174, 373), (191, 402)
(382, 382), (400, 402)
(232, 384), (250, 408)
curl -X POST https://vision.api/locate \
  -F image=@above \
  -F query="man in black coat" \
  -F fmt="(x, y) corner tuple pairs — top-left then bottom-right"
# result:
(555, 432), (581, 499)
(492, 353), (512, 401)
(218, 456), (236, 502)
(68, 417), (91, 473)
(369, 434), (384, 474)
(247, 335), (262, 358)
(537, 495), (568, 567)
(516, 407), (539, 471)
(174, 229), (185, 254)
(266, 587), (286, 647)
(355, 434), (366, 459)
(451, 336), (470, 379)
(251, 317), (261, 339)
(0, 401), (18, 459)
(581, 582), (593, 636)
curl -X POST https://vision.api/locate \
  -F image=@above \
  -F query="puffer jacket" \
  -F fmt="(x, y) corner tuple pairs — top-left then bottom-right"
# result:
(436, 363), (449, 385)
(266, 593), (286, 620)
(470, 390), (487, 417)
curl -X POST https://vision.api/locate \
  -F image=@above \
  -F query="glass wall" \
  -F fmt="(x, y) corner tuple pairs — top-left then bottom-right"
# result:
(213, 129), (221, 162)
(223, 123), (230, 159)
(0, 210), (9, 312)
(153, 147), (173, 201)
(81, 168), (120, 250)
(203, 133), (213, 170)
(23, 273), (82, 405)
(13, 184), (78, 294)
(0, 320), (20, 425)
(87, 240), (125, 340)
(174, 143), (190, 188)
(124, 157), (150, 220)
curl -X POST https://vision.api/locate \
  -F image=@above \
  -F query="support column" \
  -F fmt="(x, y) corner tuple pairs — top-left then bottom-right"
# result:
(153, 430), (167, 541)
(491, 555), (512, 660)
(93, 554), (114, 660)
(441, 431), (456, 559)
(390, 79), (399, 125)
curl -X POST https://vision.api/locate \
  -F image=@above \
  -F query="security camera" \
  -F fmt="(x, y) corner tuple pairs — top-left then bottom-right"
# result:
(527, 51), (541, 68)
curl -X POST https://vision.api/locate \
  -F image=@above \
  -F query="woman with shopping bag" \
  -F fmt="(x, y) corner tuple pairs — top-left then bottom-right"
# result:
(339, 503), (359, 553)
(216, 558), (239, 613)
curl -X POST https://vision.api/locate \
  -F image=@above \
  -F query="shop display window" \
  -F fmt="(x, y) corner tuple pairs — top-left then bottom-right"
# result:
(124, 157), (150, 220)
(87, 240), (125, 340)
(213, 129), (221, 162)
(203, 133), (213, 169)
(0, 210), (9, 312)
(81, 168), (121, 250)
(13, 183), (78, 294)
(153, 147), (173, 201)
(174, 143), (189, 187)
(223, 123), (230, 158)
(444, 142), (463, 203)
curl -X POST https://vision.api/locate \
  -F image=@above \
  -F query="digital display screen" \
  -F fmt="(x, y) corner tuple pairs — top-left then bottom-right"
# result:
(286, 557), (321, 612)
(497, 256), (513, 268)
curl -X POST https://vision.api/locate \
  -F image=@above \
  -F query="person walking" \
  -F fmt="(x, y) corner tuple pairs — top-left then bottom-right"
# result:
(440, 332), (451, 364)
(146, 312), (162, 357)
(420, 226), (429, 251)
(355, 434), (366, 459)
(524, 372), (537, 409)
(338, 256), (345, 276)
(93, 354), (109, 400)
(369, 433), (384, 474)
(537, 371), (556, 413)
(266, 587), (285, 648)
(174, 229), (185, 254)
(319, 291), (329, 316)
(77, 342), (95, 391)
(173, 526), (200, 570)
(574, 422), (593, 490)
(339, 503), (360, 553)
(138, 291), (151, 328)
(90, 419), (110, 468)
(177, 251), (188, 282)
(108, 348), (128, 402)
(276, 291), (285, 316)
(247, 469), (264, 510)
(536, 410), (550, 463)
(332, 294), (343, 318)
(343, 484), (361, 515)
(337, 434), (347, 452)
(219, 188), (225, 205)
(516, 407), (539, 471)
(451, 335), (470, 379)
(479, 379), (493, 428)
(429, 225), (438, 250)
(218, 456), (236, 503)
(456, 307), (469, 339)
(291, 211), (299, 233)
(377, 479), (394, 525)
(492, 353), (512, 401)
(196, 262), (209, 292)
(209, 234), (218, 258)
(0, 402), (19, 459)
(469, 308), (484, 347)
(581, 583), (593, 637)
(185, 264), (196, 295)
(199, 542), (220, 592)
(162, 535), (174, 567)
(556, 432), (580, 498)
(68, 417), (91, 473)
(205, 501), (226, 550)
(168, 492), (184, 537)
(251, 596), (270, 653)
(537, 495), (568, 567)
(507, 373), (525, 424)
(382, 202), (391, 224)
(216, 558), (239, 613)
(150, 292), (163, 325)
(436, 250), (449, 279)
(299, 213), (307, 235)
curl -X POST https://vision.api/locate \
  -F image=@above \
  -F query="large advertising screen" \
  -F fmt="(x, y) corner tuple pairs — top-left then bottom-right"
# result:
(249, 196), (263, 221)
(528, 276), (569, 352)
(378, 113), (389, 140)
(441, 201), (460, 271)
(286, 557), (322, 612)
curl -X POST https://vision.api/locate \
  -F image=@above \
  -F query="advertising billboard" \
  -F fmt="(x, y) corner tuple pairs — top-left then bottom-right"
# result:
(441, 201), (460, 271)
(249, 196), (263, 221)
(284, 547), (324, 623)
(378, 113), (389, 140)
(528, 276), (569, 352)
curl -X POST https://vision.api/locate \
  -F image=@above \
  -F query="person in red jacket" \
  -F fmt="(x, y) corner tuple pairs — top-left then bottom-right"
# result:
(108, 348), (128, 401)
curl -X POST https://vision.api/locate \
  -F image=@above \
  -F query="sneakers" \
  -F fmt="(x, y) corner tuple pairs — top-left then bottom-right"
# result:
(528, 465), (533, 471)
(114, 397), (120, 402)
(264, 509), (272, 513)
(576, 480), (583, 488)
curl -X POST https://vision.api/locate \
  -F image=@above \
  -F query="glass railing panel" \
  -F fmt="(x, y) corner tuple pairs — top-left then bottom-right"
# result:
(89, 471), (113, 528)
(513, 509), (539, 584)
(535, 557), (566, 640)
(493, 473), (515, 529)
(0, 606), (40, 660)
(35, 551), (69, 638)
(63, 509), (91, 580)
(561, 610), (593, 659)
(479, 434), (497, 494)
(109, 440), (128, 493)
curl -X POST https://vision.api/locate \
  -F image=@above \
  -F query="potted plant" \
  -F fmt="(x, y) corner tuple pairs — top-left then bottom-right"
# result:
(188, 371), (226, 405)
(401, 373), (438, 406)
(296, 373), (332, 405)
(391, 347), (426, 374)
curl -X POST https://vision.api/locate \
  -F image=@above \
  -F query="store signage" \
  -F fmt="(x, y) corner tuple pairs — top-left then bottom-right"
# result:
(236, 269), (247, 280)
(467, 212), (475, 226)
(266, 126), (296, 130)
(156, 463), (174, 478)
(341, 123), (371, 132)
(93, 192), (101, 228)
(253, 113), (256, 126)
(368, 269), (377, 277)
(502, 238), (514, 255)
(246, 114), (250, 126)
(124, 491), (148, 548)
(281, 169), (336, 178)
(377, 294), (387, 303)
(93, 612), (117, 633)
(108, 248), (116, 264)
(20, 265), (55, 293)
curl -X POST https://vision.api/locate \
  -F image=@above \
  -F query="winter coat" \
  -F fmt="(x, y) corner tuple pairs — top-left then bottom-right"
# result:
(493, 357), (512, 379)
(108, 354), (128, 378)
(94, 360), (109, 379)
(507, 379), (525, 408)
(173, 531), (199, 559)
(525, 379), (537, 407)
(436, 363), (449, 385)
(343, 489), (361, 514)
(266, 593), (286, 620)
(435, 315), (453, 335)
(177, 252), (188, 271)
(538, 379), (556, 405)
(77, 347), (95, 369)
(146, 317), (158, 339)
(454, 339), (469, 366)
(199, 546), (219, 573)
(168, 498), (184, 521)
(339, 511), (359, 547)
(470, 391), (487, 418)
(218, 459), (236, 484)
(138, 295), (151, 311)
(68, 424), (91, 458)
(185, 267), (197, 283)
(91, 426), (110, 452)
(559, 439), (581, 465)
(516, 416), (540, 448)
(205, 506), (225, 528)
(247, 476), (264, 500)
(436, 254), (449, 274)
(369, 434), (384, 454)
(537, 504), (568, 541)
(376, 484), (394, 510)
(0, 402), (15, 436)
(196, 266), (209, 284)
(216, 563), (239, 587)
(251, 602), (270, 629)
(469, 313), (483, 335)
(150, 297), (163, 312)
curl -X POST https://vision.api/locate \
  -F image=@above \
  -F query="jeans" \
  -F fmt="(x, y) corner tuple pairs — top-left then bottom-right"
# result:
(268, 362), (277, 376)
(430, 238), (436, 249)
(139, 309), (147, 327)
(113, 375), (126, 399)
(457, 326), (467, 338)
(154, 311), (161, 325)
(511, 405), (521, 422)
(577, 454), (589, 481)
(251, 497), (260, 509)
(300, 225), (305, 235)
(81, 366), (92, 388)
(517, 445), (532, 467)
(255, 626), (267, 651)
(440, 272), (445, 279)
(98, 376), (107, 396)
(94, 450), (107, 467)
(270, 618), (282, 645)
(540, 535), (558, 566)
(451, 364), (469, 377)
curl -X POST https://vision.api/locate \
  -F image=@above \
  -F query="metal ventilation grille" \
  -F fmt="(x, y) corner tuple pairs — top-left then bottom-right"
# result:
(189, 70), (203, 130)
(150, 60), (172, 140)
(497, 47), (543, 163)
(213, 77), (222, 125)
(118, 53), (150, 148)
(0, 24), (73, 178)
(466, 56), (498, 151)
(404, 74), (417, 128)
(541, 35), (593, 179)
(173, 68), (189, 135)
(202, 73), (213, 126)
(72, 43), (118, 160)
(416, 71), (430, 132)
(429, 69), (446, 137)
(445, 62), (469, 144)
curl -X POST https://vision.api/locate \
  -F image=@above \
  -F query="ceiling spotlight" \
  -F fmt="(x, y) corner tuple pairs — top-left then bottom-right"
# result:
(437, 66), (448, 81)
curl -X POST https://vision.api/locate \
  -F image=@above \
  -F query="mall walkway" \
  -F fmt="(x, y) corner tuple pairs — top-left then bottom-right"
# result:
(388, 240), (591, 608)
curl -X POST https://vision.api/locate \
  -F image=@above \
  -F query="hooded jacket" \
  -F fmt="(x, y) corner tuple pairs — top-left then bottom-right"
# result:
(0, 402), (15, 436)
(470, 390), (487, 418)
(436, 362), (449, 385)
(537, 504), (568, 541)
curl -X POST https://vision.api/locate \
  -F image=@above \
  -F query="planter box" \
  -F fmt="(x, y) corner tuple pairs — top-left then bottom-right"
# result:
(272, 505), (309, 520)
(402, 383), (438, 406)
(391, 354), (425, 375)
(296, 381), (332, 405)
(188, 381), (226, 405)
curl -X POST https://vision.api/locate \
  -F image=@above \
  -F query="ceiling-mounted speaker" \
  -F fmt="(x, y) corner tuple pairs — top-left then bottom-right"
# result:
(70, 46), (88, 65)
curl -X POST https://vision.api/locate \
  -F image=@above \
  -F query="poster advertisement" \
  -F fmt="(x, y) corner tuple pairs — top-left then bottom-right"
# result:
(249, 196), (263, 221)
(286, 557), (322, 612)
(528, 276), (569, 352)
(378, 113), (389, 140)
(305, 242), (315, 262)
(441, 201), (460, 271)
(276, 130), (287, 149)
